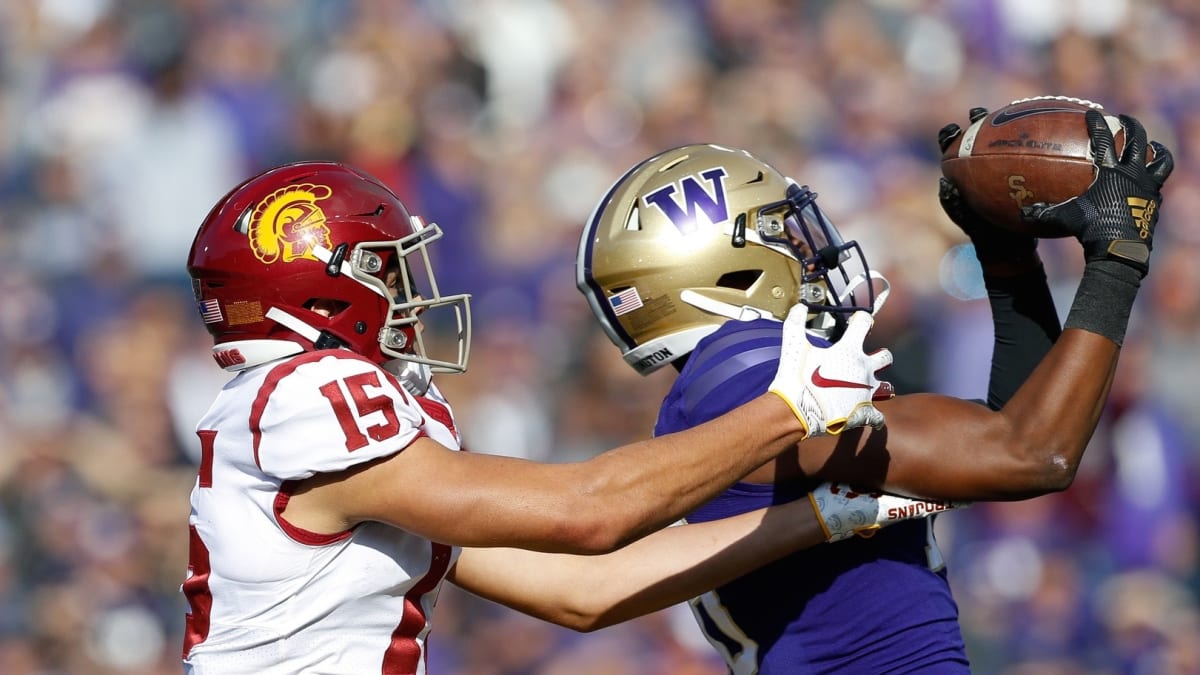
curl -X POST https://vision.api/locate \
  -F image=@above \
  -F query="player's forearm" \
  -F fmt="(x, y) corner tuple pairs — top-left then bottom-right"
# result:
(570, 393), (806, 552)
(990, 259), (1136, 487)
(450, 498), (822, 632)
(903, 263), (1127, 500)
(351, 398), (802, 555)
(983, 264), (1061, 410)
(991, 327), (1118, 487)
(861, 323), (1119, 502)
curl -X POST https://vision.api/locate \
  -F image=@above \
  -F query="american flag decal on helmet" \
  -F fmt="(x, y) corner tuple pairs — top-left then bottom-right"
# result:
(199, 299), (223, 324)
(609, 288), (644, 316)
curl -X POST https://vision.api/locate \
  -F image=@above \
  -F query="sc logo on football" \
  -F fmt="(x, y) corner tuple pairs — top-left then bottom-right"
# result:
(1007, 175), (1035, 208)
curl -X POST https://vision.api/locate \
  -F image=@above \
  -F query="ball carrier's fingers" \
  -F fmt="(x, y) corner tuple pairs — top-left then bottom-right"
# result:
(1019, 111), (1174, 279)
(1091, 108), (1120, 169)
(1146, 140), (1174, 187)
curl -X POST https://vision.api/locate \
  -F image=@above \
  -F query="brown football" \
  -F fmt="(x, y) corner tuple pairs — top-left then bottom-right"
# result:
(940, 96), (1151, 238)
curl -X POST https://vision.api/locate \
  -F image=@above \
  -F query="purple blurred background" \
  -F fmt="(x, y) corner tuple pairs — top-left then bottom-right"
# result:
(0, 1), (1197, 673)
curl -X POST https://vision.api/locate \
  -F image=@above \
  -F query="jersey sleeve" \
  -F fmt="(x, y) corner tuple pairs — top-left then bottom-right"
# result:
(252, 353), (427, 480)
(655, 319), (782, 435)
(984, 271), (1061, 409)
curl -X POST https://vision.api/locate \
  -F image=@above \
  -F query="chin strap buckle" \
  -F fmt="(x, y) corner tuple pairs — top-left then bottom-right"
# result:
(313, 331), (347, 350)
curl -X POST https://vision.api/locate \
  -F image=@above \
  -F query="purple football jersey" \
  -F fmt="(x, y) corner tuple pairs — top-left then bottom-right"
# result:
(655, 318), (969, 673)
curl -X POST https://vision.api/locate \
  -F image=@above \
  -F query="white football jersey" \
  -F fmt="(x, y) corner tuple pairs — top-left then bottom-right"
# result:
(181, 350), (462, 675)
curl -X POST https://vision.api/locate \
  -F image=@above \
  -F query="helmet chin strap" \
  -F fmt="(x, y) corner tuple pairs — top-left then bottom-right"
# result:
(808, 271), (892, 341)
(678, 270), (891, 336)
(259, 308), (432, 394)
(839, 270), (891, 315)
(262, 307), (436, 391)
(265, 307), (325, 343)
(263, 306), (347, 351)
(679, 289), (782, 322)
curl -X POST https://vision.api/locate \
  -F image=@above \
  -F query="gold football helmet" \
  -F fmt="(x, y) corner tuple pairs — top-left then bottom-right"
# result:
(576, 144), (883, 375)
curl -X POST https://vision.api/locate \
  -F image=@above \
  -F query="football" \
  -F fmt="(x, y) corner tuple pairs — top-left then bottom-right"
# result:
(940, 96), (1152, 238)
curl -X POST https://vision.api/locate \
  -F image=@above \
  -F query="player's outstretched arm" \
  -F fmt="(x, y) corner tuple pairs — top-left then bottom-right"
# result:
(448, 485), (961, 631)
(939, 108), (1063, 410)
(800, 113), (1173, 501)
(284, 305), (891, 555)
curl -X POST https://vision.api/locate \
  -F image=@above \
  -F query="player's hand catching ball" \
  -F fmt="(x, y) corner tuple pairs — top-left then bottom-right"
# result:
(1020, 110), (1174, 278)
(938, 107), (1039, 273)
(768, 307), (892, 438)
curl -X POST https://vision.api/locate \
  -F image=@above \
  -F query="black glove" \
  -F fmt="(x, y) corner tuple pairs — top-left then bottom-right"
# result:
(936, 106), (990, 152)
(937, 107), (1038, 270)
(1020, 110), (1174, 278)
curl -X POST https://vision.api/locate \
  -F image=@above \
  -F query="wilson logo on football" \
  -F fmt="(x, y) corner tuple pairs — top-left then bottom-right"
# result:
(249, 183), (334, 264)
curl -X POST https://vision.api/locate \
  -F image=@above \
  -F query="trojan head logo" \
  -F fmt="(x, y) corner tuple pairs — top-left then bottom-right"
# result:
(248, 183), (334, 264)
(641, 168), (729, 234)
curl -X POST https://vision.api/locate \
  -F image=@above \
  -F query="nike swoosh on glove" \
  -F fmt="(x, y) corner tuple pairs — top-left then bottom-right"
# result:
(768, 307), (892, 438)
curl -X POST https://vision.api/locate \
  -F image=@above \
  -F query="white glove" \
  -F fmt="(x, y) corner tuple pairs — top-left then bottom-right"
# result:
(768, 307), (893, 438)
(809, 482), (969, 543)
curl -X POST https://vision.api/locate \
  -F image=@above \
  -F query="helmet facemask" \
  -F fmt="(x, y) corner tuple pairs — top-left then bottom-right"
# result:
(325, 217), (472, 377)
(752, 183), (885, 340)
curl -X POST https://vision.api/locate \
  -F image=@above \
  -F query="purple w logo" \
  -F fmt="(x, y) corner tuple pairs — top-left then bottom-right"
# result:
(641, 168), (729, 234)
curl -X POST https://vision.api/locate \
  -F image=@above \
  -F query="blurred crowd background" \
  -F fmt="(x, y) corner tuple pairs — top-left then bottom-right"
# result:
(0, 0), (1198, 673)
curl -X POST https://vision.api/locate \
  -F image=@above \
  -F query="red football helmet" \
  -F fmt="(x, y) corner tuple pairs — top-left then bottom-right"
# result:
(187, 161), (471, 379)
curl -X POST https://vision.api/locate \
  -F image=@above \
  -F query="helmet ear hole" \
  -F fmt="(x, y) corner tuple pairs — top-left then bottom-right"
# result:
(304, 299), (350, 317)
(715, 270), (762, 291)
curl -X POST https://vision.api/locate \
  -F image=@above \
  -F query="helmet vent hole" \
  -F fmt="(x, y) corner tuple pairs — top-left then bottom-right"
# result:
(304, 299), (349, 317)
(746, 171), (765, 184)
(660, 156), (688, 171)
(233, 207), (252, 234)
(624, 207), (641, 231)
(715, 270), (762, 291)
